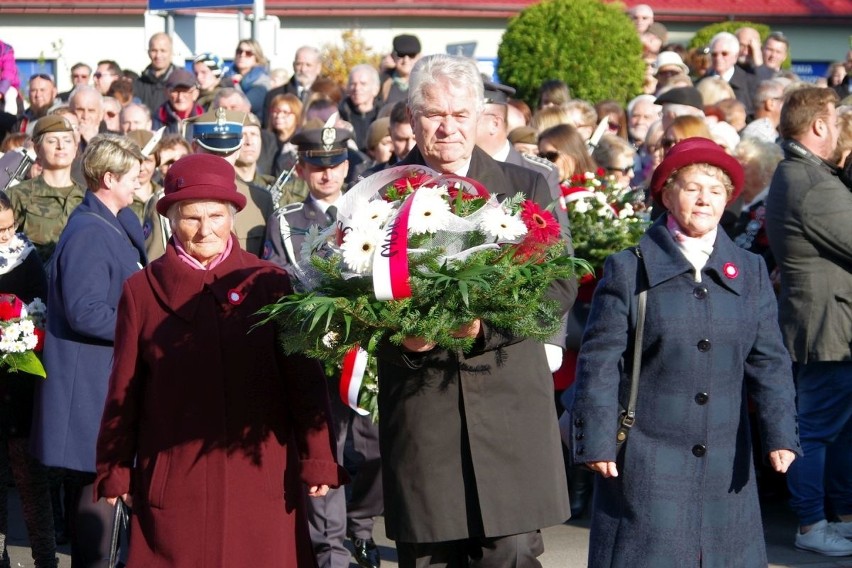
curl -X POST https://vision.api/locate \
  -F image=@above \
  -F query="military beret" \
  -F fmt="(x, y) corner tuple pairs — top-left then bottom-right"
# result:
(292, 126), (351, 167)
(393, 34), (421, 57)
(366, 117), (390, 151)
(32, 115), (75, 140)
(655, 86), (704, 111)
(243, 113), (262, 128)
(483, 80), (516, 105)
(508, 126), (538, 146)
(166, 68), (197, 90)
(186, 108), (245, 154)
(158, 153), (246, 216)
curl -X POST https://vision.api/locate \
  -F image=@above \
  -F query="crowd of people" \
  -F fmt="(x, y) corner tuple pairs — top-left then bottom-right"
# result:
(0, 2), (848, 566)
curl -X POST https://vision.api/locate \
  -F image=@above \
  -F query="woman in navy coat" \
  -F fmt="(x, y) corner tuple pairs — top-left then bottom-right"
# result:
(30, 134), (146, 567)
(572, 138), (800, 568)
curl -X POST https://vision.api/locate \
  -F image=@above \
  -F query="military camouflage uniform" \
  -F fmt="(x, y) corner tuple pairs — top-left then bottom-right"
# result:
(8, 176), (86, 262)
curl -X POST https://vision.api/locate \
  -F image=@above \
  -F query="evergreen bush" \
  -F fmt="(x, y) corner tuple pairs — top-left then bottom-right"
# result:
(497, 0), (645, 106)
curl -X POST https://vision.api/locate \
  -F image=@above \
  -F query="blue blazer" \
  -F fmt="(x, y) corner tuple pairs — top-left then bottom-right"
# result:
(31, 191), (146, 473)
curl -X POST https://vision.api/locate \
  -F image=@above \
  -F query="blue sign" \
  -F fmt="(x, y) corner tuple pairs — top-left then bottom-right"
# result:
(148, 0), (251, 10)
(790, 61), (830, 84)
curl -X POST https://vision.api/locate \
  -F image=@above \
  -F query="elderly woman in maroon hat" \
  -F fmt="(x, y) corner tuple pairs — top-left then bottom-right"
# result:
(94, 153), (346, 567)
(570, 138), (800, 567)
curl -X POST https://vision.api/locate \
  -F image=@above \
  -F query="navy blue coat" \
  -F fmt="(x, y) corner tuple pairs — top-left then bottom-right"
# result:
(572, 217), (799, 568)
(31, 191), (145, 473)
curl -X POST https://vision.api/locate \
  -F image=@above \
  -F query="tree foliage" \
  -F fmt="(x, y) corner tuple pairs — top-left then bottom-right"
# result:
(688, 21), (790, 69)
(497, 0), (645, 106)
(321, 29), (383, 88)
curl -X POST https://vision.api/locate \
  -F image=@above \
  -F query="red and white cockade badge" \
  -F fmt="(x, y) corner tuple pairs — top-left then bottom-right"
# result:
(227, 289), (244, 305)
(723, 263), (739, 279)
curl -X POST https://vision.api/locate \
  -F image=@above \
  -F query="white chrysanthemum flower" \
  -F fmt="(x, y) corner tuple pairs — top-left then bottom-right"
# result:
(479, 206), (528, 241)
(300, 224), (335, 260)
(407, 186), (450, 235)
(618, 203), (635, 219)
(3, 323), (21, 342)
(22, 333), (37, 351)
(573, 198), (591, 214)
(584, 171), (595, 180)
(359, 199), (395, 228)
(322, 331), (339, 348)
(340, 228), (384, 274)
(594, 192), (608, 205)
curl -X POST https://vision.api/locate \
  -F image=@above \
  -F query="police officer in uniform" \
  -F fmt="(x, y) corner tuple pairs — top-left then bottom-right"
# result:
(187, 108), (274, 257)
(8, 115), (86, 262)
(264, 126), (383, 568)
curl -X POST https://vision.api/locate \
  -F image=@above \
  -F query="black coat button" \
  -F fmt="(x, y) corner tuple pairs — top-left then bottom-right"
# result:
(576, 446), (585, 455)
(692, 444), (706, 457)
(695, 392), (709, 405)
(574, 418), (584, 427)
(697, 339), (712, 352)
(574, 432), (584, 440)
(693, 286), (708, 300)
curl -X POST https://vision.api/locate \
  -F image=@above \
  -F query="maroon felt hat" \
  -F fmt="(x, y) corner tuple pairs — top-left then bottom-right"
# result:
(157, 154), (246, 216)
(649, 137), (744, 204)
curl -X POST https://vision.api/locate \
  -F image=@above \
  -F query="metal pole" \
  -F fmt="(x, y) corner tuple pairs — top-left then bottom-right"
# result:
(252, 0), (265, 41)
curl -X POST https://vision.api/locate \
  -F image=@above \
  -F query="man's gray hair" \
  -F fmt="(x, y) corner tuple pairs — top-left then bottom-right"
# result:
(710, 32), (739, 53)
(627, 94), (658, 116)
(213, 88), (251, 110)
(69, 85), (104, 110)
(120, 102), (152, 122)
(408, 54), (484, 115)
(349, 64), (380, 90)
(754, 79), (785, 105)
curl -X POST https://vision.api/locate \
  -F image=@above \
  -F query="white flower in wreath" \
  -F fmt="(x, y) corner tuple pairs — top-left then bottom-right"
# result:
(299, 224), (335, 261)
(340, 227), (384, 274)
(618, 203), (635, 219)
(407, 185), (450, 235)
(573, 198), (591, 214)
(479, 206), (528, 241)
(357, 199), (395, 228)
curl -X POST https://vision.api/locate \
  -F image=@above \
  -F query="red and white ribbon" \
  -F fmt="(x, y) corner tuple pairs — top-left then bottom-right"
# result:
(372, 193), (416, 301)
(339, 346), (370, 416)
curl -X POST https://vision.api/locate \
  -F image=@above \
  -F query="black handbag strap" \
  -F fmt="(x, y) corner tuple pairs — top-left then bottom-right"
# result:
(618, 247), (647, 439)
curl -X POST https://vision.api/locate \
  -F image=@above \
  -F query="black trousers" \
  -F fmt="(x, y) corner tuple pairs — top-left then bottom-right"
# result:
(396, 531), (544, 568)
(65, 470), (117, 568)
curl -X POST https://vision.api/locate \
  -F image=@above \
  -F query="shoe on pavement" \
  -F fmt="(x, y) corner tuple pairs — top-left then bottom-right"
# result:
(352, 537), (381, 568)
(795, 519), (852, 556)
(832, 520), (852, 539)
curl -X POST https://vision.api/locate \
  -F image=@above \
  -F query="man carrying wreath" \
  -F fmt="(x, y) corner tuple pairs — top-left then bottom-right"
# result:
(373, 53), (578, 567)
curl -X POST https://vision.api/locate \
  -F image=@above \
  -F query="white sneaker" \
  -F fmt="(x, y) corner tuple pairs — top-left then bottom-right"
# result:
(795, 520), (852, 556)
(831, 520), (852, 540)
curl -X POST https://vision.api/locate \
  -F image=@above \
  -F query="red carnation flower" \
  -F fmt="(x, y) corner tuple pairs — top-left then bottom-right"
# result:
(0, 295), (23, 321)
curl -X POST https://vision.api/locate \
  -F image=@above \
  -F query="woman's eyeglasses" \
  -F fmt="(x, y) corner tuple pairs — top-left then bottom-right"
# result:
(236, 49), (255, 56)
(538, 151), (560, 163)
(607, 165), (634, 176)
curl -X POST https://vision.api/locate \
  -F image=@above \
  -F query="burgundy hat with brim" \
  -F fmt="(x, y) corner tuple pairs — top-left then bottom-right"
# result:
(157, 154), (246, 216)
(649, 137), (744, 205)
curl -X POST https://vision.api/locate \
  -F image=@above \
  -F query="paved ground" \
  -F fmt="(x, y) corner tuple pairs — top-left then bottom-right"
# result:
(4, 490), (852, 567)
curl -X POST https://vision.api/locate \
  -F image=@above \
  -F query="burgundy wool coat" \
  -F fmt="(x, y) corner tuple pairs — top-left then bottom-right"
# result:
(95, 237), (347, 568)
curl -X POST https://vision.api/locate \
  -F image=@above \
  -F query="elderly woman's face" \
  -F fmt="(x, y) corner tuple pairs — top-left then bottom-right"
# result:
(173, 200), (234, 265)
(663, 169), (728, 238)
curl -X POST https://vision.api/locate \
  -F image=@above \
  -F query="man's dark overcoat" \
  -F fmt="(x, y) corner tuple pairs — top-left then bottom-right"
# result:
(94, 237), (347, 567)
(572, 218), (800, 567)
(375, 146), (577, 543)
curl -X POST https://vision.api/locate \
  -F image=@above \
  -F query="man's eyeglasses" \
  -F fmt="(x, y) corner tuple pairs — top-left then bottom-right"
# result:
(0, 225), (15, 236)
(538, 151), (560, 163)
(393, 52), (418, 59)
(710, 51), (730, 58)
(105, 111), (118, 118)
(93, 72), (114, 79)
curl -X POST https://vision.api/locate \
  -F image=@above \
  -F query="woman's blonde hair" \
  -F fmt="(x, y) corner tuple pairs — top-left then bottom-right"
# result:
(236, 39), (269, 68)
(81, 133), (144, 191)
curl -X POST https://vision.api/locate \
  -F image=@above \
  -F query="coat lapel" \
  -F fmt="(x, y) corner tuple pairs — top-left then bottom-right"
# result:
(640, 215), (744, 295)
